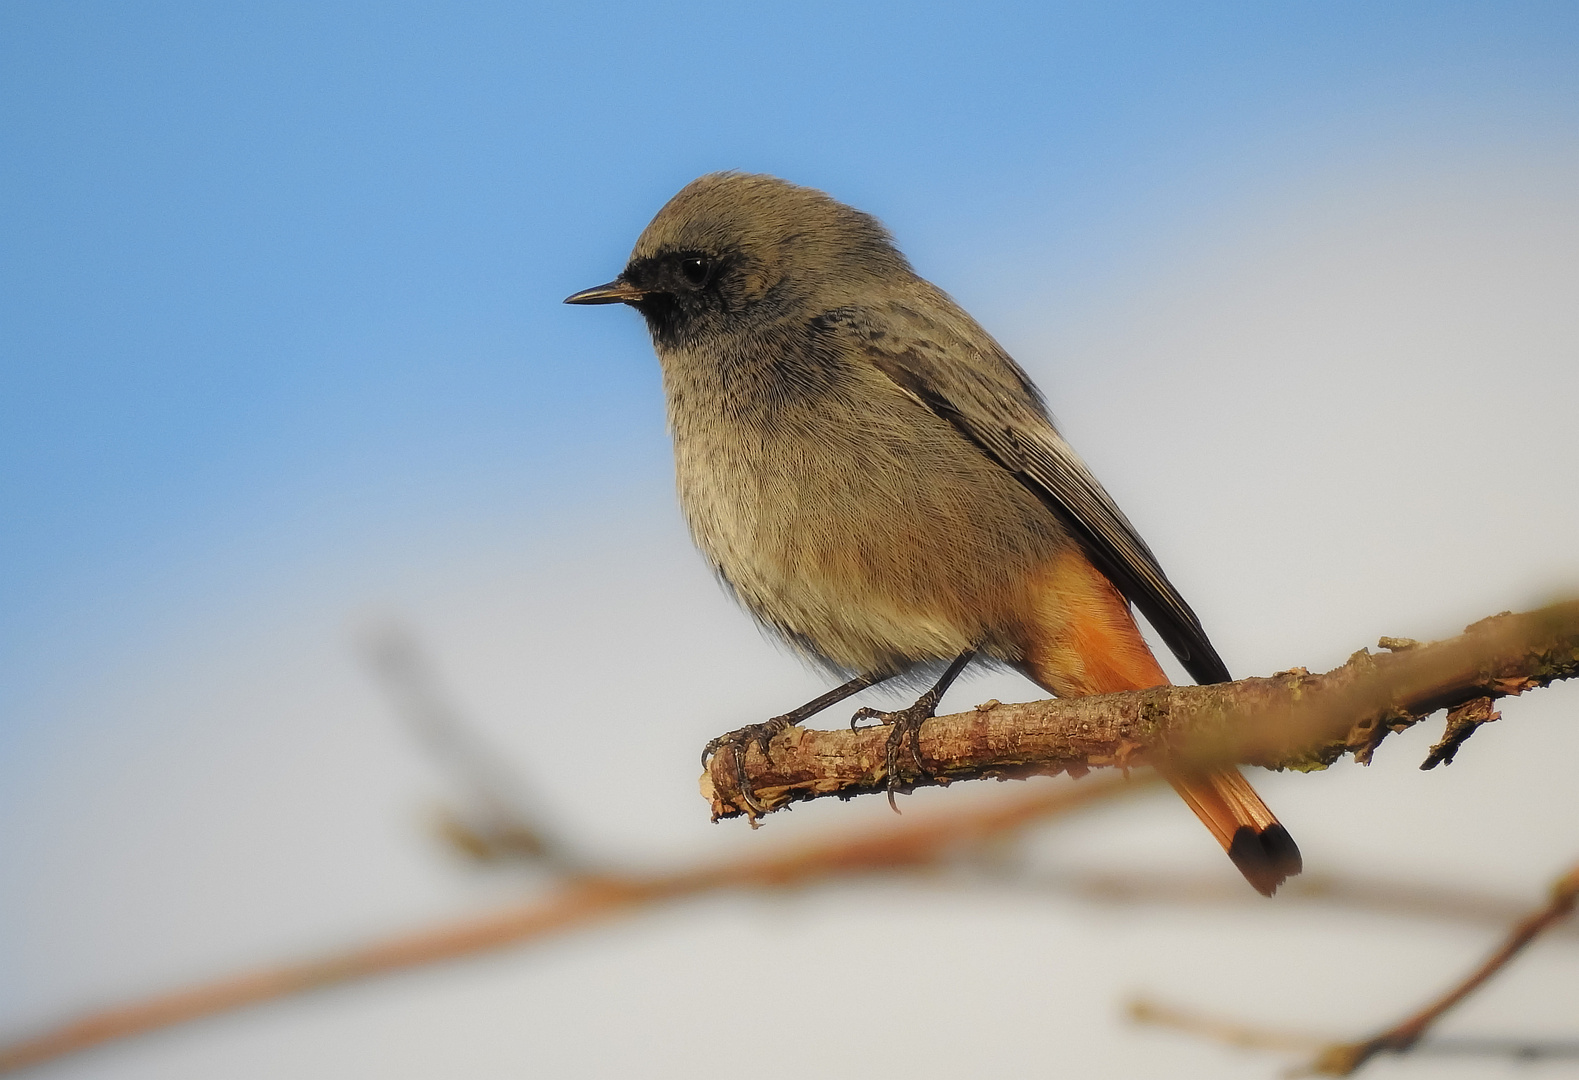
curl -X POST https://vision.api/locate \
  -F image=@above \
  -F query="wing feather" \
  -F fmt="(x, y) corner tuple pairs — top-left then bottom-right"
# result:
(817, 302), (1231, 685)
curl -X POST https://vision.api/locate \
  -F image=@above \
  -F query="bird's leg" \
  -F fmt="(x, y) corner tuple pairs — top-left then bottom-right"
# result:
(850, 651), (975, 807)
(702, 671), (889, 815)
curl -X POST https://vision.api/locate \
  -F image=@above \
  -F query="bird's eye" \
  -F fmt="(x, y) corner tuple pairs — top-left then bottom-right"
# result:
(679, 257), (711, 286)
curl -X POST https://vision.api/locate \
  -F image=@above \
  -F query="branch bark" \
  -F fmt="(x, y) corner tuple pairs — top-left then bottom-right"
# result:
(703, 602), (1579, 820)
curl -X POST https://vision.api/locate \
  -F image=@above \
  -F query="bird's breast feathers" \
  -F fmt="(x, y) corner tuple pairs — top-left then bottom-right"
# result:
(658, 324), (1068, 672)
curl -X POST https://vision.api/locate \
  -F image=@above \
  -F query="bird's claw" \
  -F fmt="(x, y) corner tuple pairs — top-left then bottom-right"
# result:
(701, 715), (794, 816)
(850, 697), (940, 808)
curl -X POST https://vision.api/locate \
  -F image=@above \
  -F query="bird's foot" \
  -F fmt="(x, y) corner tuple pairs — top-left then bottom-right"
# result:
(701, 672), (893, 821)
(851, 689), (946, 810)
(701, 714), (797, 816)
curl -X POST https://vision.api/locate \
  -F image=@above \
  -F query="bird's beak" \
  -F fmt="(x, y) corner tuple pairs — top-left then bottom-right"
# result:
(563, 278), (648, 305)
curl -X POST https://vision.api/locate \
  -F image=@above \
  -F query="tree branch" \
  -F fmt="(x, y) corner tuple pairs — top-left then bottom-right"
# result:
(1129, 998), (1579, 1067)
(0, 777), (1136, 1075)
(1128, 998), (1327, 1055)
(997, 869), (1579, 938)
(1299, 862), (1579, 1076)
(362, 621), (576, 868)
(703, 602), (1579, 820)
(8, 602), (1574, 1074)
(1130, 861), (1579, 1076)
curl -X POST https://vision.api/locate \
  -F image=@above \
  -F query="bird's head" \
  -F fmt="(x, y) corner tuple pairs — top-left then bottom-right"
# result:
(564, 172), (910, 347)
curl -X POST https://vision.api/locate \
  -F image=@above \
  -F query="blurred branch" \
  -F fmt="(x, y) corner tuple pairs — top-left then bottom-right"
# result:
(1299, 861), (1579, 1076)
(362, 621), (574, 868)
(1129, 999), (1327, 1055)
(1130, 999), (1579, 1066)
(7, 775), (1573, 1073)
(0, 775), (1139, 1074)
(704, 602), (1579, 819)
(1128, 862), (1579, 1076)
(7, 603), (1573, 1074)
(999, 869), (1579, 938)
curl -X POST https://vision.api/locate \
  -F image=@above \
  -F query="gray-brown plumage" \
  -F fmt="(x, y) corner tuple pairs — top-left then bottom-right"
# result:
(567, 172), (1300, 895)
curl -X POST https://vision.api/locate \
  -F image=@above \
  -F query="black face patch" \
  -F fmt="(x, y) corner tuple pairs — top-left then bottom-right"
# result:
(624, 250), (738, 346)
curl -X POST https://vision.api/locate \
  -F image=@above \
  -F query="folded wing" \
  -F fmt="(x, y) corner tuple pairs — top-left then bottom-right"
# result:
(815, 300), (1231, 686)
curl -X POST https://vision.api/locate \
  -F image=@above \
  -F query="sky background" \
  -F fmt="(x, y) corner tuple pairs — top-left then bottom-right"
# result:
(2, 3), (1577, 1078)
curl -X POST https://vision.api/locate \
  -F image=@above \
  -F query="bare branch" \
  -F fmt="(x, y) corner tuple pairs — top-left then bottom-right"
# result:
(999, 869), (1579, 938)
(0, 777), (1137, 1074)
(1300, 861), (1579, 1076)
(1128, 998), (1327, 1054)
(362, 621), (575, 868)
(1419, 696), (1498, 770)
(8, 603), (1572, 1074)
(1129, 999), (1579, 1066)
(1127, 862), (1579, 1075)
(703, 602), (1579, 819)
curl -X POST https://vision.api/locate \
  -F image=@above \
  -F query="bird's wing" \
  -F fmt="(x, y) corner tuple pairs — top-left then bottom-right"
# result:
(815, 301), (1231, 685)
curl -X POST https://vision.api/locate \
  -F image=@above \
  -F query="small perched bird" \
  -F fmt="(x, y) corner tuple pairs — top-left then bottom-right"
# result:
(567, 172), (1301, 895)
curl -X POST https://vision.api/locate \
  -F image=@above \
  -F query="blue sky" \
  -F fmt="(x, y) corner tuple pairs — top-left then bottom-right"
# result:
(5, 2), (1577, 709)
(3, 7), (1579, 1076)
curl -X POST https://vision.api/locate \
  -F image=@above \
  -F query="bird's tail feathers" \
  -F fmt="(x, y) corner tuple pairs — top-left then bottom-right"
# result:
(1163, 767), (1302, 897)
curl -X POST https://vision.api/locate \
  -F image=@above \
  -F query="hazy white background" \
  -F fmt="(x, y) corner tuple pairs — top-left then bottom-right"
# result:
(2, 4), (1576, 1077)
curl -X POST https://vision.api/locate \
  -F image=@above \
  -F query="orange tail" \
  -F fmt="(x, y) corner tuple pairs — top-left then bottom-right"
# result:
(1162, 767), (1302, 896)
(1016, 548), (1302, 896)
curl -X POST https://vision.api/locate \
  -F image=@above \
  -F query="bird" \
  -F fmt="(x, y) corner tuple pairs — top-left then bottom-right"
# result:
(565, 172), (1301, 896)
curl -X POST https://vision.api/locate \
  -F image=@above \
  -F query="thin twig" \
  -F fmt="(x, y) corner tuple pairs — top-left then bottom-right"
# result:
(1419, 696), (1499, 770)
(997, 869), (1579, 937)
(1128, 999), (1328, 1054)
(362, 621), (574, 867)
(1128, 862), (1579, 1075)
(704, 602), (1579, 819)
(0, 776), (1138, 1074)
(1129, 999), (1579, 1065)
(1300, 861), (1579, 1076)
